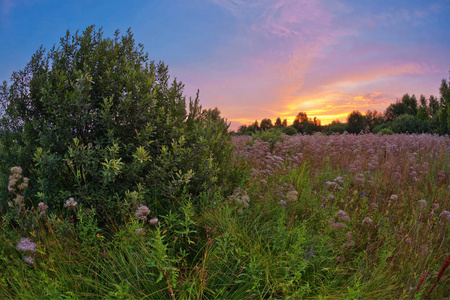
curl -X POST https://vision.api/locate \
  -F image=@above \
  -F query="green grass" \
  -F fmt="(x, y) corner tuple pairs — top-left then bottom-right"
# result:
(1, 134), (449, 299)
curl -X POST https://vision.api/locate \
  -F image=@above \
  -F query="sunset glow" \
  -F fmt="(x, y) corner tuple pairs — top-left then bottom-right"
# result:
(1, 0), (449, 129)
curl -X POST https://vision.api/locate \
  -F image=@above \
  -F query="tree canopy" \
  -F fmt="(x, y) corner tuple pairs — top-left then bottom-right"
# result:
(0, 26), (235, 216)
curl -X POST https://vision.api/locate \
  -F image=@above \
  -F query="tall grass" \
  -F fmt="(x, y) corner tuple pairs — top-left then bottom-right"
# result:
(1, 133), (449, 299)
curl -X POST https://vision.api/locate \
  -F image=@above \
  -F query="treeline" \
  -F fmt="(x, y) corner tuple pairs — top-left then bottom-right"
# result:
(235, 74), (450, 135)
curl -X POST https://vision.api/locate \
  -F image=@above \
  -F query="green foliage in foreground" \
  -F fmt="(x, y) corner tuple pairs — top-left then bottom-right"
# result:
(1, 133), (449, 299)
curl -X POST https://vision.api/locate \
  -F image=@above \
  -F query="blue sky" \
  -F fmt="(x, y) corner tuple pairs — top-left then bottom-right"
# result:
(1, 0), (449, 128)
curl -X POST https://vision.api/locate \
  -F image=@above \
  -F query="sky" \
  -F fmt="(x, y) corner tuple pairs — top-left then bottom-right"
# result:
(1, 0), (449, 129)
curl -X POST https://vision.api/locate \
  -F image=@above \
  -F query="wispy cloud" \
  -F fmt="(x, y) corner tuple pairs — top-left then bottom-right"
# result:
(196, 0), (450, 129)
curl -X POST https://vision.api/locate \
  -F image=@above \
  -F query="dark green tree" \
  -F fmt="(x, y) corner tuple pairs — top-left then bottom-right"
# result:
(428, 95), (440, 118)
(416, 95), (430, 121)
(0, 26), (234, 216)
(385, 101), (408, 121)
(347, 110), (365, 134)
(438, 76), (450, 134)
(402, 94), (418, 116)
(390, 114), (424, 134)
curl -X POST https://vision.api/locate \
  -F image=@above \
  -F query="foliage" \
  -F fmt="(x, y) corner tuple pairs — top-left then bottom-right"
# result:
(324, 119), (348, 135)
(379, 128), (393, 135)
(0, 26), (234, 218)
(390, 114), (425, 134)
(282, 126), (297, 136)
(346, 110), (366, 134)
(1, 133), (449, 299)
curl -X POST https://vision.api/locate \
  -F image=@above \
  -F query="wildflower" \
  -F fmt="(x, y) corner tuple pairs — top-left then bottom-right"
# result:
(345, 231), (353, 240)
(432, 203), (440, 211)
(23, 256), (35, 264)
(336, 210), (351, 223)
(38, 202), (48, 216)
(149, 218), (159, 225)
(13, 195), (24, 205)
(439, 210), (450, 221)
(344, 240), (355, 248)
(405, 237), (412, 244)
(417, 199), (427, 210)
(135, 228), (145, 235)
(64, 197), (77, 208)
(16, 238), (36, 253)
(421, 245), (429, 255)
(278, 200), (287, 208)
(330, 221), (347, 230)
(11, 166), (23, 174)
(362, 217), (373, 225)
(229, 188), (250, 214)
(334, 176), (344, 185)
(286, 190), (298, 202)
(135, 205), (150, 221)
(17, 183), (28, 190)
(390, 195), (398, 201)
(8, 178), (17, 188)
(370, 203), (378, 210)
(305, 242), (316, 261)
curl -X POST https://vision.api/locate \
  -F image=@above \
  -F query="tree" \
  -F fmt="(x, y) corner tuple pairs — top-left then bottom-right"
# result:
(292, 112), (309, 133)
(390, 114), (424, 134)
(428, 95), (440, 118)
(274, 117), (282, 127)
(282, 119), (288, 127)
(364, 110), (383, 131)
(416, 94), (430, 121)
(385, 101), (408, 121)
(347, 110), (365, 134)
(438, 75), (450, 134)
(0, 26), (234, 216)
(260, 118), (273, 131)
(402, 94), (418, 116)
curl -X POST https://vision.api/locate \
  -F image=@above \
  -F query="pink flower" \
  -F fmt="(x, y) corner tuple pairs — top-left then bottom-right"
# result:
(135, 228), (145, 235)
(16, 238), (36, 253)
(135, 205), (150, 221)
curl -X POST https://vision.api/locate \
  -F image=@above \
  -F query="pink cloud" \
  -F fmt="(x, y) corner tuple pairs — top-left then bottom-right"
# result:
(196, 1), (448, 130)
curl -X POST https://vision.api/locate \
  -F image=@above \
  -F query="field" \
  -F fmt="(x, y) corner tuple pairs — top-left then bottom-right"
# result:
(1, 133), (449, 299)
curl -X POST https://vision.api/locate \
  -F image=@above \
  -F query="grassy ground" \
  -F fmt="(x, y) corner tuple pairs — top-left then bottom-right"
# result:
(1, 133), (449, 299)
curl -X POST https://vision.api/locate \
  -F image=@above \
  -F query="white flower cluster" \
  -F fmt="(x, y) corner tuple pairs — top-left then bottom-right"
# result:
(417, 199), (427, 211)
(326, 176), (345, 191)
(8, 166), (29, 193)
(228, 187), (250, 215)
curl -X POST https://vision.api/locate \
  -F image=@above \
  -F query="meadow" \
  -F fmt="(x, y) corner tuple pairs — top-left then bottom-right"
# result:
(0, 132), (448, 299)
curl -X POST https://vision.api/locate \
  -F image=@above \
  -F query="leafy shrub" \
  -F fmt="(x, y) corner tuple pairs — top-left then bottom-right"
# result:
(282, 127), (297, 136)
(379, 128), (393, 135)
(389, 114), (424, 133)
(0, 26), (234, 219)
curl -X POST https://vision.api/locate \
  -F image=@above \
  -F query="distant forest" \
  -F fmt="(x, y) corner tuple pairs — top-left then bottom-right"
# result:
(235, 74), (450, 136)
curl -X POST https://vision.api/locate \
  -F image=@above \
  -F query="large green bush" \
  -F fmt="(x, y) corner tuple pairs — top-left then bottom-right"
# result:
(0, 26), (234, 217)
(389, 114), (425, 134)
